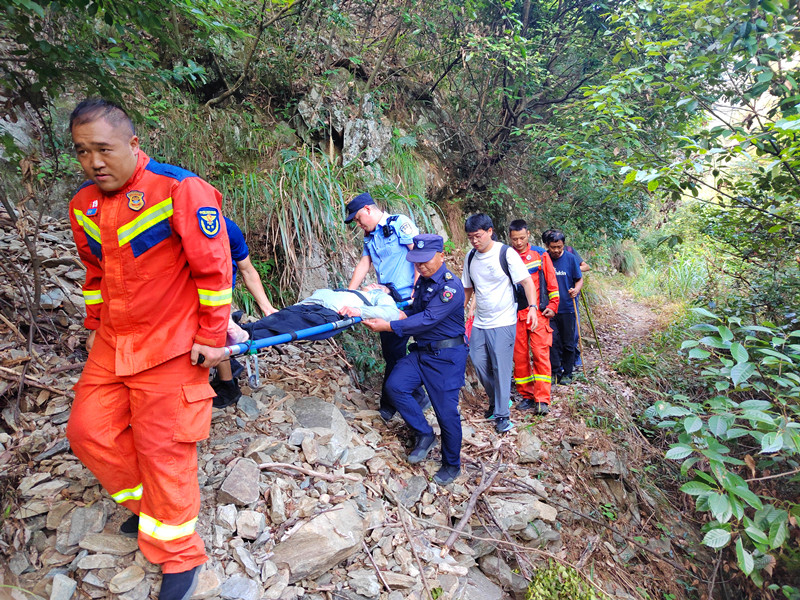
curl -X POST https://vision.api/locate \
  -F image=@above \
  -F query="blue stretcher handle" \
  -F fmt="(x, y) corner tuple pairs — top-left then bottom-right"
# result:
(224, 316), (362, 358)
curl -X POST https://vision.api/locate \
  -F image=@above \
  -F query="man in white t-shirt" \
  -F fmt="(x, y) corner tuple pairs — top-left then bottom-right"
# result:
(462, 214), (537, 433)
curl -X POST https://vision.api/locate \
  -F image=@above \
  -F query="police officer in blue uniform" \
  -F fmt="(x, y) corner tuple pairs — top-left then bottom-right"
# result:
(362, 234), (468, 486)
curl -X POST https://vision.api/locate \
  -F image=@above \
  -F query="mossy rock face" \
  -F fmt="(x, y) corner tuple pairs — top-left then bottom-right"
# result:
(526, 562), (604, 600)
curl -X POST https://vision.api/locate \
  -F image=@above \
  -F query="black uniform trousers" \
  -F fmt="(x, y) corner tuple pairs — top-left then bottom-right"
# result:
(550, 311), (577, 380)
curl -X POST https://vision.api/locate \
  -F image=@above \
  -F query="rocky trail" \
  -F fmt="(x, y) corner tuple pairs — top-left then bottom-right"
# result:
(0, 210), (710, 600)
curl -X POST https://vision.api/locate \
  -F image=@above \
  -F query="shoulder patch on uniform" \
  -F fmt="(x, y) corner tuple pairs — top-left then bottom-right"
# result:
(127, 190), (145, 211)
(197, 207), (221, 238)
(444, 271), (453, 280)
(400, 221), (413, 234)
(441, 285), (456, 303)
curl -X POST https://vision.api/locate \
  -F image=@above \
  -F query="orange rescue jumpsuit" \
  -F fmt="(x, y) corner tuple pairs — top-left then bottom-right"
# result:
(66, 151), (232, 573)
(513, 245), (559, 404)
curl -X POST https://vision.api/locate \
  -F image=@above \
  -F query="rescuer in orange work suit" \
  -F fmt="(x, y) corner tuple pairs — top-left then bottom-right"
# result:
(66, 99), (232, 600)
(508, 219), (559, 415)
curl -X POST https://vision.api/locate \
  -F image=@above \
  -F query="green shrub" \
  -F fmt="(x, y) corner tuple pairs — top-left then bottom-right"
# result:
(526, 561), (605, 600)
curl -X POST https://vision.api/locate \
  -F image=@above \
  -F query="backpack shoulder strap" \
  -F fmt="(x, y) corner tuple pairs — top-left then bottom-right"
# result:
(498, 244), (514, 288)
(467, 248), (477, 290)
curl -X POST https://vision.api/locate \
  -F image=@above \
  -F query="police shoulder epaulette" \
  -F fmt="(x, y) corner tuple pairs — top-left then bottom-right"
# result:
(444, 271), (453, 280)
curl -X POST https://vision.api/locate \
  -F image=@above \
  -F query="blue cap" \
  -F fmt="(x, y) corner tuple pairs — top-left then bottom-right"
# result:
(344, 192), (376, 223)
(406, 234), (443, 263)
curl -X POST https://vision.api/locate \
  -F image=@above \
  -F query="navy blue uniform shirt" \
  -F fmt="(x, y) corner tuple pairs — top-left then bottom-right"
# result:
(226, 217), (249, 287)
(551, 252), (582, 314)
(391, 263), (465, 343)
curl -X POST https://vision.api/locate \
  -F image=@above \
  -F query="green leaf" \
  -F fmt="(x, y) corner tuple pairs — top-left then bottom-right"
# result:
(703, 528), (731, 549)
(731, 363), (756, 386)
(708, 415), (730, 437)
(691, 308), (719, 321)
(730, 486), (764, 510)
(718, 325), (734, 342)
(736, 538), (754, 575)
(739, 400), (772, 410)
(741, 410), (775, 426)
(680, 481), (712, 496)
(760, 432), (783, 453)
(769, 518), (788, 549)
(745, 526), (769, 546)
(689, 347), (711, 359)
(730, 342), (749, 364)
(665, 445), (694, 460)
(684, 415), (703, 434)
(709, 493), (733, 522)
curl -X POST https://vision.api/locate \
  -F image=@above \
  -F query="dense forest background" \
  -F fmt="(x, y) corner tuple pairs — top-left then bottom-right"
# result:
(1, 0), (799, 598)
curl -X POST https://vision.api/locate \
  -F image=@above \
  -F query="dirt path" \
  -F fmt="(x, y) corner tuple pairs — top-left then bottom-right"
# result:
(582, 288), (661, 363)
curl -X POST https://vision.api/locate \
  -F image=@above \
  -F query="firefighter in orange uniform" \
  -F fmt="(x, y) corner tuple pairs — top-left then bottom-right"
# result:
(508, 219), (559, 415)
(65, 99), (231, 600)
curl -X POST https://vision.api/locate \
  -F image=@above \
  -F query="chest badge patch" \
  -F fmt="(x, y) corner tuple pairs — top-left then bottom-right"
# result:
(86, 199), (99, 216)
(441, 285), (456, 303)
(127, 190), (145, 211)
(197, 207), (221, 238)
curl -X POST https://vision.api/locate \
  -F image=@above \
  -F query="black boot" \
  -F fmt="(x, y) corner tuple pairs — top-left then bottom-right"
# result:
(433, 463), (461, 485)
(119, 514), (139, 538)
(159, 566), (200, 600)
(407, 433), (436, 464)
(212, 379), (241, 408)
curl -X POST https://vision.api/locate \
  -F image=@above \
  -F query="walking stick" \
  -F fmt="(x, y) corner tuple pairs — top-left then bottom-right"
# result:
(572, 296), (588, 379)
(580, 292), (604, 363)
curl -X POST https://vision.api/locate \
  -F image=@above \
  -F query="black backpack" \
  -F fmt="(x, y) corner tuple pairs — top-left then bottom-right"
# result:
(467, 245), (548, 312)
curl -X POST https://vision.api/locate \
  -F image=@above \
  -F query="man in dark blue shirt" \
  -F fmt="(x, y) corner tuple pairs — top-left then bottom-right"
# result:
(544, 230), (583, 385)
(362, 234), (468, 486)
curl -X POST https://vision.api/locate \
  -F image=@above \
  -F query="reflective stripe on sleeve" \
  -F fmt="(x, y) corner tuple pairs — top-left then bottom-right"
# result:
(73, 209), (101, 244)
(197, 288), (232, 307)
(82, 289), (104, 305)
(138, 513), (197, 541)
(117, 198), (174, 247)
(549, 291), (560, 299)
(111, 483), (143, 503)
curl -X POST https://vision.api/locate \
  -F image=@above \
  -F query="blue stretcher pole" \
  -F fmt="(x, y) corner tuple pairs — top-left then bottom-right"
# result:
(225, 316), (362, 358)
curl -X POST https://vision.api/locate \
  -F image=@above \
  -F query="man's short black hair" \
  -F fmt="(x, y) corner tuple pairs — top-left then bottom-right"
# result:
(70, 98), (135, 136)
(543, 229), (565, 244)
(509, 219), (528, 232)
(465, 213), (493, 233)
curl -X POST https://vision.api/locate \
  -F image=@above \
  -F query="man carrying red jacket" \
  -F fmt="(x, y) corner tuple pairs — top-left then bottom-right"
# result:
(508, 219), (559, 415)
(66, 99), (231, 600)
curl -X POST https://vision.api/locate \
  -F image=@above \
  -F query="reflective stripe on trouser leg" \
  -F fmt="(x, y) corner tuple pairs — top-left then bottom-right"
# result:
(67, 355), (143, 515)
(128, 353), (213, 574)
(513, 317), (536, 400)
(531, 315), (553, 404)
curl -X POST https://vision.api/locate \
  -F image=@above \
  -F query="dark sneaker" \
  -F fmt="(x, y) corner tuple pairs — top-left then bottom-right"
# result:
(533, 402), (550, 415)
(495, 417), (513, 433)
(433, 463), (460, 486)
(484, 407), (496, 420)
(407, 433), (436, 464)
(159, 566), (200, 600)
(518, 398), (536, 411)
(119, 514), (139, 538)
(212, 380), (241, 409)
(379, 408), (396, 423)
(558, 376), (573, 386)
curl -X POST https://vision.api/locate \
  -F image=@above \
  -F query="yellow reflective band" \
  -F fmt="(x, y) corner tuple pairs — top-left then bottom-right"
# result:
(515, 375), (535, 384)
(111, 483), (143, 503)
(73, 209), (101, 244)
(198, 288), (232, 307)
(82, 289), (104, 305)
(117, 198), (174, 247)
(534, 374), (552, 382)
(549, 291), (560, 299)
(138, 513), (197, 541)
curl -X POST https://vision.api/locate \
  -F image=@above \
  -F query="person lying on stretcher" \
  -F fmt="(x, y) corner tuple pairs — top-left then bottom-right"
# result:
(227, 283), (404, 344)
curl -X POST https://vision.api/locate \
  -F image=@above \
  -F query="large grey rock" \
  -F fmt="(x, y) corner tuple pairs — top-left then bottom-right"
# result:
(79, 533), (139, 556)
(50, 574), (77, 600)
(397, 476), (427, 508)
(108, 565), (145, 594)
(9, 552), (30, 575)
(291, 397), (352, 461)
(67, 504), (107, 546)
(478, 555), (514, 588)
(486, 495), (557, 530)
(194, 570), (222, 599)
(233, 545), (260, 579)
(118, 579), (150, 600)
(220, 575), (261, 600)
(348, 569), (380, 598)
(271, 500), (364, 583)
(216, 504), (238, 530)
(236, 510), (265, 540)
(342, 117), (392, 165)
(516, 430), (542, 463)
(219, 458), (261, 506)
(77, 554), (117, 569)
(454, 567), (504, 600)
(270, 487), (287, 525)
